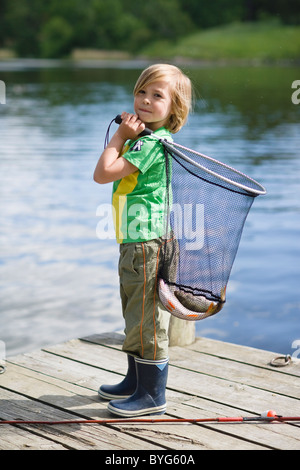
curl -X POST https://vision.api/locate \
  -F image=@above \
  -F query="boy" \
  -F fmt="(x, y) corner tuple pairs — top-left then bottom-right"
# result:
(94, 64), (192, 417)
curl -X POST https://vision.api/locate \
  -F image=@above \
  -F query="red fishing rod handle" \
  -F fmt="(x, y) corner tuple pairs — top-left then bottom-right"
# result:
(217, 417), (244, 422)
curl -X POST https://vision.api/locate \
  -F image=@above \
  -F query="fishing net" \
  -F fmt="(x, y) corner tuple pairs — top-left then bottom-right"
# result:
(158, 142), (266, 321)
(107, 116), (266, 321)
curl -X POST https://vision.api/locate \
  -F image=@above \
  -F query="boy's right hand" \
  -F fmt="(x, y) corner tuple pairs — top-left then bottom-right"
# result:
(117, 112), (146, 141)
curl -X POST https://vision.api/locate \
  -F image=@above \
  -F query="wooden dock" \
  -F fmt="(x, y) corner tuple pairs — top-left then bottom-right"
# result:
(0, 332), (300, 450)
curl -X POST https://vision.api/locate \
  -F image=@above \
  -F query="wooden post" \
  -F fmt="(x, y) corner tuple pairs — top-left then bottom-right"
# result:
(168, 315), (195, 347)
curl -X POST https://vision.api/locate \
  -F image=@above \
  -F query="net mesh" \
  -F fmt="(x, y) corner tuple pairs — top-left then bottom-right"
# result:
(158, 143), (261, 320)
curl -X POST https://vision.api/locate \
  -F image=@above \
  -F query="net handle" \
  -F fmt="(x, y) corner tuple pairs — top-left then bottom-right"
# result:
(162, 140), (266, 196)
(115, 114), (151, 137)
(114, 115), (266, 196)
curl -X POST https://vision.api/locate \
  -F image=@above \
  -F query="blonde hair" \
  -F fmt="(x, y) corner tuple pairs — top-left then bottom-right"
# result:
(133, 64), (192, 134)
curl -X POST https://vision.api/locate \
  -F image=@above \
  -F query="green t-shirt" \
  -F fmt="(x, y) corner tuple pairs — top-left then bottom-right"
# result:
(112, 127), (172, 244)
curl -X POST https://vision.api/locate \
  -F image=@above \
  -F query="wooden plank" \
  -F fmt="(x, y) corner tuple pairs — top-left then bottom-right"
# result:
(81, 332), (125, 348)
(187, 337), (300, 377)
(110, 419), (266, 450)
(167, 361), (300, 417)
(7, 347), (124, 393)
(43, 338), (128, 374)
(0, 423), (67, 450)
(83, 333), (300, 378)
(168, 346), (300, 399)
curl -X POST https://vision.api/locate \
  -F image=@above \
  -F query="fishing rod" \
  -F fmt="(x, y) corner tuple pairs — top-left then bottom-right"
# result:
(1, 410), (300, 426)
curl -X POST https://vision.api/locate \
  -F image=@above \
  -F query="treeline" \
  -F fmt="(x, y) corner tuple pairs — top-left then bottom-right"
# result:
(0, 0), (299, 58)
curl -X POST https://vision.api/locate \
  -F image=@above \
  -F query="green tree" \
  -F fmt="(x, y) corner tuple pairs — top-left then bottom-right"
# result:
(124, 0), (194, 41)
(177, 0), (244, 28)
(4, 0), (46, 56)
(90, 0), (140, 50)
(40, 17), (73, 58)
(247, 0), (300, 24)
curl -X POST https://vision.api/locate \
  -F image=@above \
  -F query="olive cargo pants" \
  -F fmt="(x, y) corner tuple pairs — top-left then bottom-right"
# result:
(119, 236), (177, 360)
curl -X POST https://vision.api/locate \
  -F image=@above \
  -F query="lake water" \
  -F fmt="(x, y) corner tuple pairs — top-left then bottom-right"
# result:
(0, 60), (299, 358)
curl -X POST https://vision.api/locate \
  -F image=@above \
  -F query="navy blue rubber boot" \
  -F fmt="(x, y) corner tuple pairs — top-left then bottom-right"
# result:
(98, 355), (137, 400)
(107, 357), (168, 417)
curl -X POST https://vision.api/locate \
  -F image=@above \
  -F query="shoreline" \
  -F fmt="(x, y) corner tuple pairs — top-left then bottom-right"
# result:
(0, 56), (299, 72)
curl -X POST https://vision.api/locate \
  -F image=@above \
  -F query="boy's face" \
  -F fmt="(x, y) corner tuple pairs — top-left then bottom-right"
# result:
(134, 80), (173, 131)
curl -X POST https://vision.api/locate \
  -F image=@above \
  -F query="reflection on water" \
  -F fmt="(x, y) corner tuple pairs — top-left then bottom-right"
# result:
(0, 62), (299, 356)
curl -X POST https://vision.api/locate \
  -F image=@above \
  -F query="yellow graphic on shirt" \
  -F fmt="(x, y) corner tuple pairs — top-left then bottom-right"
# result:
(112, 143), (140, 243)
(112, 170), (139, 243)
